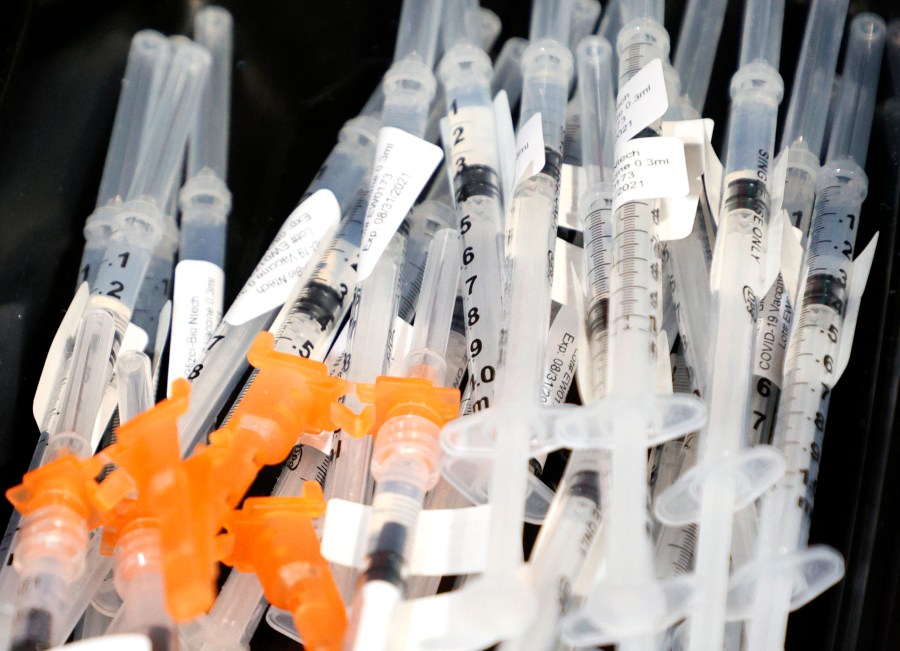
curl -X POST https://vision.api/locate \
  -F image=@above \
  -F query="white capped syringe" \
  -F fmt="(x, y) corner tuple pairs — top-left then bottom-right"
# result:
(435, 1), (576, 648)
(559, 4), (706, 647)
(438, 0), (506, 414)
(654, 0), (789, 647)
(501, 36), (615, 651)
(167, 7), (234, 390)
(729, 15), (885, 651)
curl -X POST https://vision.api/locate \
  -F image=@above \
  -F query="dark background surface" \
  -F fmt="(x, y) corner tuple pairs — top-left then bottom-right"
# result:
(0, 1), (898, 649)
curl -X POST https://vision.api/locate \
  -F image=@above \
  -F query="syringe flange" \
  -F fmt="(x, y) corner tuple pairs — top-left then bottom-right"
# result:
(560, 572), (696, 646)
(726, 544), (844, 620)
(654, 445), (786, 526)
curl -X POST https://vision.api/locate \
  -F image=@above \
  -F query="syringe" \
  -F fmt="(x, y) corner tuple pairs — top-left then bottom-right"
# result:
(559, 4), (706, 645)
(0, 35), (171, 615)
(4, 41), (210, 651)
(168, 7), (234, 390)
(184, 199), (425, 651)
(325, 0), (444, 603)
(730, 15), (885, 651)
(441, 0), (576, 520)
(325, 231), (407, 601)
(174, 112), (376, 454)
(79, 31), (171, 291)
(100, 354), (180, 649)
(746, 0), (849, 453)
(663, 0), (731, 401)
(438, 0), (506, 414)
(434, 1), (576, 647)
(500, 36), (615, 651)
(780, 0), (850, 242)
(345, 228), (461, 651)
(654, 0), (789, 647)
(490, 37), (528, 112)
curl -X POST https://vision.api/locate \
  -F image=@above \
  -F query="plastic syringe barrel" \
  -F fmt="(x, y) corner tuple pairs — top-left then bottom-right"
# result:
(189, 7), (232, 181)
(577, 37), (615, 402)
(127, 38), (211, 207)
(442, 0), (480, 50)
(598, 0), (623, 73)
(326, 233), (405, 603)
(398, 200), (456, 323)
(576, 37), (615, 186)
(888, 20), (900, 97)
(738, 0), (785, 69)
(404, 228), (461, 385)
(619, 0), (663, 25)
(674, 0), (729, 113)
(530, 0), (574, 44)
(740, 22), (885, 650)
(779, 0), (849, 155)
(96, 32), (171, 209)
(827, 13), (886, 166)
(570, 0), (602, 50)
(175, 116), (377, 454)
(179, 6), (234, 267)
(499, 35), (574, 407)
(393, 0), (444, 66)
(81, 32), (171, 289)
(48, 310), (118, 461)
(382, 1), (443, 137)
(116, 351), (154, 423)
(491, 38), (528, 108)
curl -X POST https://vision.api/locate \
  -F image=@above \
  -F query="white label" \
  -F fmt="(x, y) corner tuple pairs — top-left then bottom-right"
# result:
(540, 304), (579, 405)
(49, 634), (151, 651)
(552, 238), (584, 306)
(493, 90), (517, 214)
(612, 137), (689, 210)
(358, 127), (444, 281)
(780, 215), (804, 304)
(321, 499), (491, 576)
(704, 133), (724, 226)
(387, 316), (415, 375)
(660, 119), (715, 241)
(836, 234), (878, 381)
(755, 273), (792, 384)
(514, 112), (546, 189)
(558, 163), (588, 231)
(34, 283), (90, 428)
(224, 189), (340, 325)
(616, 58), (668, 145)
(658, 330), (673, 393)
(167, 260), (225, 392)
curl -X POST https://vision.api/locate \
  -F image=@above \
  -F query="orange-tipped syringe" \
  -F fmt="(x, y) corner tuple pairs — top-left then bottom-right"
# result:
(219, 489), (344, 651)
(344, 228), (461, 650)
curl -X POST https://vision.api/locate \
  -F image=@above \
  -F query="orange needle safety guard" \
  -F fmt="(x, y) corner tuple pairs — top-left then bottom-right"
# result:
(220, 483), (345, 651)
(356, 375), (460, 435)
(228, 331), (374, 465)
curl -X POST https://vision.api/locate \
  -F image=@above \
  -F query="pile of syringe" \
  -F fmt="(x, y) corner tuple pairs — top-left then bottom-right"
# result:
(0, 0), (896, 650)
